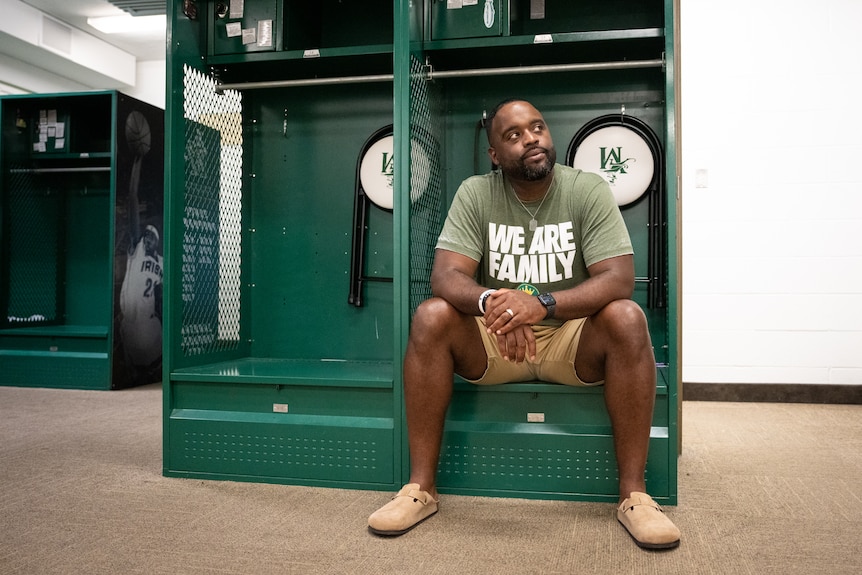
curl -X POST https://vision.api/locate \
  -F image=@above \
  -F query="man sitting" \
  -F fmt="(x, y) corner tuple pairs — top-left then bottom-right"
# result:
(368, 99), (680, 550)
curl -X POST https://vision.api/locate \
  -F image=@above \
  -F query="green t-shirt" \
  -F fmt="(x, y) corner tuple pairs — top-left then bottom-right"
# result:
(436, 165), (633, 313)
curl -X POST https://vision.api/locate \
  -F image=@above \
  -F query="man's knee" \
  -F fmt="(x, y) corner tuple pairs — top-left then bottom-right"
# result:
(411, 297), (463, 339)
(595, 299), (650, 340)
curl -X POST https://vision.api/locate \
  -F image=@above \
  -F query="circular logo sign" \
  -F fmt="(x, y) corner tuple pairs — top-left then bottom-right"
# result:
(360, 134), (395, 209)
(571, 125), (654, 207)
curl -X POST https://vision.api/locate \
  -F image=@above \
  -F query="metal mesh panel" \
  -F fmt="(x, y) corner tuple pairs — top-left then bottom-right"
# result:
(408, 55), (445, 314)
(181, 65), (243, 356)
(4, 166), (61, 324)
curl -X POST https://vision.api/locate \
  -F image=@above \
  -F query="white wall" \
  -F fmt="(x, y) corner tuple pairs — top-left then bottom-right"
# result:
(0, 0), (137, 90)
(0, 53), (89, 94)
(680, 0), (862, 385)
(124, 59), (166, 109)
(0, 0), (164, 108)
(0, 54), (164, 109)
(0, 54), (164, 105)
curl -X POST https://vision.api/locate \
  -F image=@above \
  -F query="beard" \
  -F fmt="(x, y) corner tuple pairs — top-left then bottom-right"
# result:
(500, 145), (557, 181)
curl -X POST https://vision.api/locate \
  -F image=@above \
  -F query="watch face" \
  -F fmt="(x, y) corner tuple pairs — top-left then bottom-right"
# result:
(539, 293), (556, 306)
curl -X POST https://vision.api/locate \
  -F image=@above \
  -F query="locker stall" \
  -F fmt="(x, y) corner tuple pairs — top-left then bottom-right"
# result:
(164, 0), (400, 490)
(0, 91), (164, 390)
(163, 0), (678, 503)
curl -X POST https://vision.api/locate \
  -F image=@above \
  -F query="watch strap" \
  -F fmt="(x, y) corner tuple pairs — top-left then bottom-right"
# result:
(478, 289), (496, 314)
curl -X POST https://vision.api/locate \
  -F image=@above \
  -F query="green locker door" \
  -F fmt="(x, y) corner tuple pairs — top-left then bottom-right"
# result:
(430, 0), (505, 40)
(209, 0), (279, 55)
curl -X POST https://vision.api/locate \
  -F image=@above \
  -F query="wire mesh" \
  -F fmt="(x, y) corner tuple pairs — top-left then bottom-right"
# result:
(408, 55), (445, 315)
(180, 65), (244, 356)
(4, 166), (61, 324)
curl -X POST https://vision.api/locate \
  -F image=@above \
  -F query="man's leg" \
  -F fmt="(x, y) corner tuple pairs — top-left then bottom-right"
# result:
(403, 299), (488, 496)
(368, 297), (487, 535)
(575, 299), (680, 549)
(575, 299), (655, 498)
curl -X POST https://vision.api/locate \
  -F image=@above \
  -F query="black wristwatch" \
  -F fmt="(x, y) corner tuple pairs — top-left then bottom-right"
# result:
(537, 293), (556, 320)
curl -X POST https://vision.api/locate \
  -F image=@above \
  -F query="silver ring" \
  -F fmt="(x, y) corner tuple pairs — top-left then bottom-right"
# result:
(505, 308), (514, 317)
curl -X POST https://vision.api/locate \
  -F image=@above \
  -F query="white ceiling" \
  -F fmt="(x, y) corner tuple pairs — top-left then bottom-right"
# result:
(21, 0), (167, 61)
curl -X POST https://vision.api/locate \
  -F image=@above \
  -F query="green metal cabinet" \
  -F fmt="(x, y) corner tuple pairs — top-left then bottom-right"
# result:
(163, 0), (679, 503)
(0, 91), (164, 390)
(429, 0), (506, 40)
(209, 0), (280, 55)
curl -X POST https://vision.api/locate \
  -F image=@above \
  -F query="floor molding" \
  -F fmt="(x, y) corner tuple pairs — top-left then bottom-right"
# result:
(683, 383), (862, 404)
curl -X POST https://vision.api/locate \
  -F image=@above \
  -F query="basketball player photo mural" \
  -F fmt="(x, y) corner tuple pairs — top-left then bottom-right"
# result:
(119, 109), (163, 385)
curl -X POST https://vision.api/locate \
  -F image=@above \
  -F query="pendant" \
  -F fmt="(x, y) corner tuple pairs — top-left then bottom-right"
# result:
(529, 218), (537, 231)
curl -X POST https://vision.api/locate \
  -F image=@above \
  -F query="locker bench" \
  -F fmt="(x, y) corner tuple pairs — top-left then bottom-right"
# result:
(437, 368), (675, 504)
(0, 325), (110, 389)
(164, 359), (675, 504)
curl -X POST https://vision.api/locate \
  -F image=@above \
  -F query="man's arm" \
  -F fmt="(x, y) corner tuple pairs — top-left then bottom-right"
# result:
(128, 156), (143, 248)
(484, 254), (635, 333)
(429, 248), (485, 315)
(549, 253), (635, 320)
(430, 247), (538, 363)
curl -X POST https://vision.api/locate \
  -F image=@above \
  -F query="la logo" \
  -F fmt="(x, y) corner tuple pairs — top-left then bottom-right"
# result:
(380, 152), (395, 177)
(600, 147), (624, 171)
(599, 146), (634, 184)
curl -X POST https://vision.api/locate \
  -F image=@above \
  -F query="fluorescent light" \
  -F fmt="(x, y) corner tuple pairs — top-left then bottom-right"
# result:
(87, 14), (166, 35)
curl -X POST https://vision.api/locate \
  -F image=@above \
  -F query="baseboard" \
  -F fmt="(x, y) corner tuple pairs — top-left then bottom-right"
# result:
(683, 382), (862, 404)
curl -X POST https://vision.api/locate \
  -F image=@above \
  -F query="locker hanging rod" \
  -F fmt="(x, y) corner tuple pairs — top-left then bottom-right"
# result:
(426, 58), (664, 80)
(216, 73), (393, 93)
(214, 58), (664, 93)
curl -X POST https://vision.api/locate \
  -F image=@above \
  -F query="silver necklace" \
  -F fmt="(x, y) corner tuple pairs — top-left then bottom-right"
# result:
(511, 177), (553, 231)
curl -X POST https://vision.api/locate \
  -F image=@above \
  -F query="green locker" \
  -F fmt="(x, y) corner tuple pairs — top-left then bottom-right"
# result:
(0, 91), (164, 390)
(165, 0), (400, 491)
(164, 0), (679, 503)
(208, 0), (280, 55)
(430, 0), (506, 40)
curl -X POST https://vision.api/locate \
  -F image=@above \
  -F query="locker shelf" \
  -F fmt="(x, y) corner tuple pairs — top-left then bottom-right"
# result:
(171, 358), (393, 388)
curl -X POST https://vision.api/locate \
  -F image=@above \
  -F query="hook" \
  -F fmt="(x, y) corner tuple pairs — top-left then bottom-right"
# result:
(423, 56), (434, 82)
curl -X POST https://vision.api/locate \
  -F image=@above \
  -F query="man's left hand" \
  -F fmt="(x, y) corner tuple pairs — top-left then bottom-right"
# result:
(483, 289), (544, 362)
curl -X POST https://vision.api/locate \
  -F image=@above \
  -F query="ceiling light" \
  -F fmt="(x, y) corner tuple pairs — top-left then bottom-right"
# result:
(87, 14), (166, 34)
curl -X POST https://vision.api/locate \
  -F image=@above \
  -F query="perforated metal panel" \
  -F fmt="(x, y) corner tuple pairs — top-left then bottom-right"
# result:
(408, 55), (444, 314)
(439, 441), (619, 487)
(438, 431), (670, 499)
(180, 65), (243, 356)
(1, 355), (108, 390)
(171, 420), (394, 484)
(3, 166), (61, 324)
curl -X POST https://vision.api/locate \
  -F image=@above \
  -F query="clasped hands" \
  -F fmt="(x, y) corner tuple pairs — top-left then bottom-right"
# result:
(482, 288), (545, 363)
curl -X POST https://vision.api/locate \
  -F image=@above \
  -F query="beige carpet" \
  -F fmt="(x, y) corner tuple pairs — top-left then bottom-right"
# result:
(1, 383), (860, 574)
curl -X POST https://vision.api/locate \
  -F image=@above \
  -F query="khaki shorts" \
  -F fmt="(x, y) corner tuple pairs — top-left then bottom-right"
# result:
(463, 316), (603, 387)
